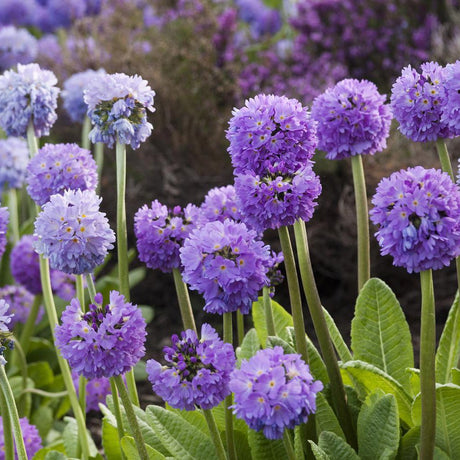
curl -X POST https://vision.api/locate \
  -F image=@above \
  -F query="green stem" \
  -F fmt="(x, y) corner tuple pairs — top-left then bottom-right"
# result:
(26, 122), (39, 156)
(236, 311), (245, 346)
(0, 380), (14, 460)
(86, 274), (97, 303)
(20, 388), (68, 398)
(277, 226), (309, 362)
(82, 116), (91, 151)
(202, 409), (228, 460)
(10, 338), (28, 417)
(223, 312), (236, 460)
(110, 379), (127, 460)
(112, 375), (148, 460)
(351, 155), (370, 291)
(16, 295), (42, 359)
(76, 275), (85, 311)
(0, 365), (28, 460)
(7, 188), (20, 244)
(79, 376), (87, 415)
(419, 269), (436, 460)
(293, 219), (357, 448)
(95, 142), (104, 194)
(263, 286), (276, 339)
(172, 268), (197, 333)
(435, 138), (454, 179)
(76, 275), (87, 415)
(282, 430), (297, 460)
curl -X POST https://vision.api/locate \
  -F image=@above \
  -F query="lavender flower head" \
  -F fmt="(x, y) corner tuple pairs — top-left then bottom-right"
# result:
(34, 189), (115, 275)
(0, 63), (59, 137)
(62, 69), (106, 123)
(230, 346), (323, 439)
(370, 166), (460, 273)
(197, 185), (242, 227)
(134, 200), (199, 273)
(72, 371), (111, 412)
(0, 285), (43, 328)
(311, 79), (392, 160)
(0, 299), (12, 333)
(234, 162), (321, 232)
(0, 416), (42, 459)
(50, 270), (76, 301)
(180, 219), (271, 314)
(146, 323), (236, 410)
(441, 60), (460, 137)
(390, 62), (450, 142)
(0, 207), (8, 259)
(27, 143), (98, 206)
(55, 291), (146, 379)
(227, 94), (317, 175)
(0, 26), (38, 71)
(0, 137), (29, 190)
(84, 72), (155, 149)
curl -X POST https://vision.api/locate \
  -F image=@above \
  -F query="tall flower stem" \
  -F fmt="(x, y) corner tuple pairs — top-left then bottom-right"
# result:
(26, 123), (38, 156)
(223, 312), (236, 460)
(7, 189), (20, 244)
(82, 116), (91, 151)
(236, 311), (245, 346)
(282, 430), (297, 460)
(203, 409), (227, 460)
(351, 155), (370, 291)
(95, 143), (104, 194)
(172, 268), (197, 333)
(14, 295), (42, 364)
(0, 365), (28, 460)
(110, 380), (127, 460)
(293, 219), (356, 448)
(277, 226), (309, 363)
(263, 285), (276, 338)
(112, 374), (148, 460)
(0, 386), (14, 460)
(85, 274), (97, 302)
(419, 269), (436, 460)
(76, 275), (87, 415)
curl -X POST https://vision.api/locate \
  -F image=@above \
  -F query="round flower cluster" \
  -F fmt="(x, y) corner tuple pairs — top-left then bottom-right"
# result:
(226, 94), (317, 175)
(370, 166), (460, 273)
(197, 185), (242, 227)
(230, 346), (323, 439)
(0, 63), (59, 137)
(0, 137), (29, 190)
(0, 26), (38, 71)
(235, 0), (281, 39)
(0, 285), (43, 328)
(50, 271), (76, 301)
(134, 200), (199, 273)
(180, 219), (271, 314)
(0, 416), (42, 459)
(311, 78), (392, 160)
(55, 291), (146, 379)
(84, 72), (155, 149)
(27, 143), (98, 206)
(147, 323), (236, 410)
(62, 69), (106, 123)
(34, 189), (115, 275)
(72, 372), (111, 412)
(390, 62), (450, 142)
(441, 60), (460, 137)
(0, 207), (8, 259)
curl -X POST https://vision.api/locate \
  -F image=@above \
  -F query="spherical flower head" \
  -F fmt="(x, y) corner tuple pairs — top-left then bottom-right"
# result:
(197, 185), (243, 227)
(72, 371), (111, 412)
(390, 62), (450, 142)
(0, 137), (29, 190)
(11, 235), (41, 294)
(311, 78), (392, 160)
(230, 346), (323, 439)
(84, 72), (155, 149)
(0, 26), (38, 71)
(370, 166), (460, 273)
(0, 416), (42, 459)
(0, 285), (43, 328)
(266, 251), (284, 297)
(0, 63), (59, 137)
(55, 290), (146, 379)
(0, 206), (8, 259)
(441, 60), (460, 137)
(146, 323), (236, 410)
(227, 94), (317, 175)
(234, 162), (321, 233)
(180, 219), (271, 315)
(34, 189), (115, 275)
(50, 270), (76, 301)
(62, 69), (106, 123)
(27, 143), (98, 206)
(134, 200), (199, 273)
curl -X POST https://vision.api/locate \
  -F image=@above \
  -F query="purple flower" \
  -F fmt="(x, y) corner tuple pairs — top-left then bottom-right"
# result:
(62, 69), (106, 123)
(180, 219), (271, 314)
(235, 0), (281, 39)
(72, 371), (111, 412)
(0, 137), (29, 190)
(441, 60), (460, 137)
(50, 270), (76, 301)
(234, 162), (321, 232)
(55, 291), (146, 379)
(0, 416), (42, 459)
(390, 62), (450, 142)
(197, 185), (243, 227)
(84, 72), (155, 149)
(370, 166), (460, 273)
(0, 285), (43, 328)
(0, 63), (59, 138)
(146, 323), (236, 410)
(0, 26), (38, 71)
(134, 200), (199, 273)
(230, 346), (323, 439)
(311, 79), (392, 160)
(0, 299), (12, 333)
(34, 189), (115, 275)
(227, 94), (317, 175)
(0, 207), (8, 259)
(27, 143), (98, 206)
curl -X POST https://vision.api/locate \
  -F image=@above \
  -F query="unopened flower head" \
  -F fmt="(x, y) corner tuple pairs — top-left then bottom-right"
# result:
(311, 78), (392, 160)
(370, 166), (460, 273)
(84, 72), (155, 149)
(0, 63), (59, 137)
(0, 137), (29, 190)
(0, 416), (42, 459)
(34, 189), (115, 275)
(27, 143), (98, 206)
(230, 346), (323, 439)
(55, 291), (146, 379)
(0, 285), (43, 328)
(441, 60), (460, 137)
(0, 207), (8, 259)
(0, 26), (38, 71)
(146, 323), (236, 410)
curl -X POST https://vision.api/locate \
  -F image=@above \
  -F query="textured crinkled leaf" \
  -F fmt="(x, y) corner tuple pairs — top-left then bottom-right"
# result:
(322, 307), (352, 362)
(351, 278), (414, 392)
(32, 443), (66, 460)
(44, 452), (67, 460)
(407, 368), (420, 397)
(451, 368), (460, 386)
(247, 428), (285, 460)
(399, 425), (420, 460)
(210, 399), (248, 434)
(121, 436), (167, 460)
(62, 417), (98, 458)
(31, 406), (53, 439)
(309, 441), (331, 460)
(102, 418), (123, 460)
(317, 431), (360, 459)
(166, 404), (208, 435)
(236, 328), (261, 365)
(28, 361), (54, 388)
(315, 393), (345, 440)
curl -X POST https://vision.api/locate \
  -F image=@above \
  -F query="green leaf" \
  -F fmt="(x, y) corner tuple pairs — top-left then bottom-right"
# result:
(451, 368), (460, 386)
(102, 418), (124, 460)
(308, 441), (331, 460)
(351, 278), (414, 392)
(266, 335), (295, 354)
(28, 361), (54, 388)
(398, 426), (420, 460)
(9, 376), (34, 418)
(247, 428), (285, 460)
(357, 391), (400, 460)
(412, 384), (460, 457)
(121, 436), (167, 460)
(31, 406), (54, 439)
(129, 266), (146, 288)
(32, 443), (66, 460)
(44, 452), (67, 460)
(62, 417), (79, 458)
(133, 360), (148, 381)
(436, 291), (460, 384)
(315, 393), (345, 440)
(236, 328), (261, 365)
(317, 431), (360, 459)
(340, 360), (413, 427)
(146, 405), (218, 459)
(140, 305), (155, 324)
(322, 307), (353, 362)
